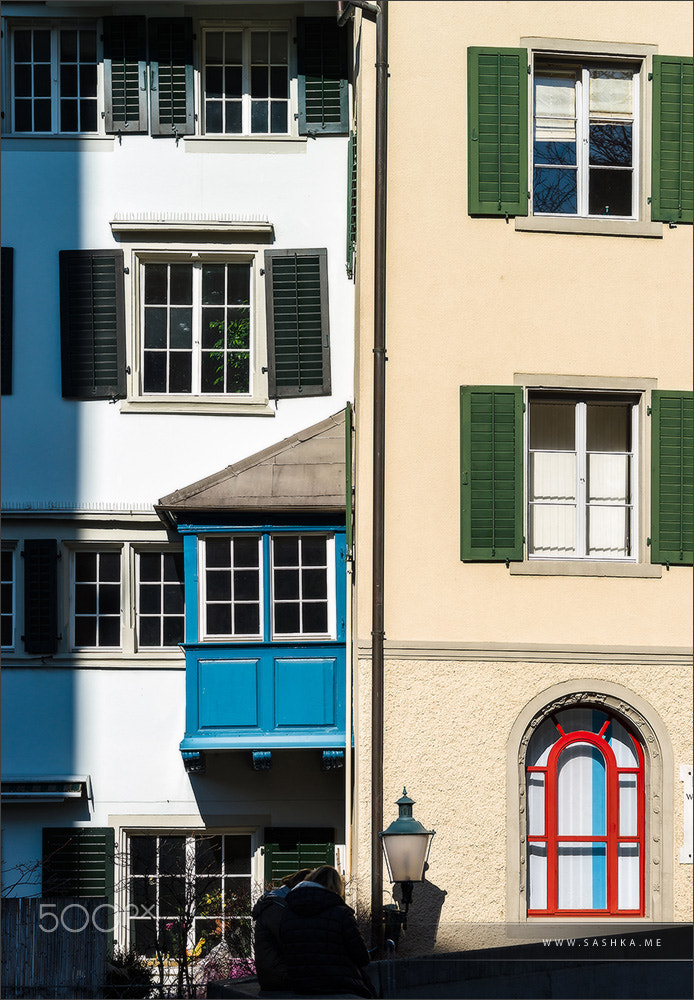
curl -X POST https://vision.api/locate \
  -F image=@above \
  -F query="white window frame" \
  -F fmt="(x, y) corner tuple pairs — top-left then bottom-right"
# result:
(125, 829), (255, 957)
(1, 545), (16, 651)
(6, 19), (104, 137)
(69, 545), (124, 651)
(200, 535), (264, 643)
(516, 38), (660, 238)
(511, 374), (661, 578)
(121, 244), (273, 415)
(198, 20), (295, 138)
(532, 59), (639, 221)
(270, 533), (336, 641)
(527, 394), (639, 562)
(134, 546), (185, 652)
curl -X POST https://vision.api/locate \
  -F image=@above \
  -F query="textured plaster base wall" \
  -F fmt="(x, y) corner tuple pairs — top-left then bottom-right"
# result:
(353, 656), (693, 954)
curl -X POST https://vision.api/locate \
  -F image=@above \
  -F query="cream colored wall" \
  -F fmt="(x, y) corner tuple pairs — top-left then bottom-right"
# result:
(350, 1), (693, 947)
(358, 655), (693, 947)
(353, 0), (693, 650)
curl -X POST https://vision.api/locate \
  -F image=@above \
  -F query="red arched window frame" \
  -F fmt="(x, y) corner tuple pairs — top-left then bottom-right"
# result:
(527, 713), (645, 917)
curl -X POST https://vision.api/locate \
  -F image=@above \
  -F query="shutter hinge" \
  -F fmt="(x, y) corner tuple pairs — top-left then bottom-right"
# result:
(505, 558), (510, 568)
(527, 64), (531, 74)
(647, 537), (651, 546)
(461, 472), (468, 486)
(647, 196), (652, 204)
(648, 72), (653, 81)
(647, 406), (652, 415)
(522, 401), (526, 412)
(123, 267), (129, 274)
(665, 561), (670, 570)
(260, 268), (265, 275)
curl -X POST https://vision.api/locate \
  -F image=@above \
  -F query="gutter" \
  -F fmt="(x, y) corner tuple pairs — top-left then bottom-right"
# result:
(337, 0), (389, 951)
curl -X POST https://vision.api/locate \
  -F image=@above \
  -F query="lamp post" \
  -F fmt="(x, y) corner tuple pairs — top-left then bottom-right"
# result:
(379, 789), (435, 944)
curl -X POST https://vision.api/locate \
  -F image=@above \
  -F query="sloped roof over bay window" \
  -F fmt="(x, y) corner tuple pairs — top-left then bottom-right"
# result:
(156, 410), (347, 525)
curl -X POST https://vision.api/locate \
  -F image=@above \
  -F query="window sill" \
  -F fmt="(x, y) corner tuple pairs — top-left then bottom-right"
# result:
(510, 560), (662, 578)
(2, 136), (114, 152)
(183, 137), (308, 154)
(515, 216), (662, 238)
(120, 397), (275, 416)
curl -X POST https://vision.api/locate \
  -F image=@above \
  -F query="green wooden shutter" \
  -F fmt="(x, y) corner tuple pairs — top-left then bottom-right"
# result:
(264, 249), (331, 399)
(1, 247), (13, 395)
(103, 16), (148, 134)
(43, 828), (115, 898)
(468, 47), (528, 217)
(23, 540), (58, 655)
(460, 386), (524, 561)
(149, 19), (195, 137)
(650, 391), (693, 565)
(263, 828), (334, 887)
(60, 250), (126, 400)
(346, 131), (357, 278)
(651, 56), (693, 224)
(297, 18), (349, 136)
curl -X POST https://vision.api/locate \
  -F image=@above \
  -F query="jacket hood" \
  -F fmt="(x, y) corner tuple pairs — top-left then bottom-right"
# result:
(285, 884), (347, 917)
(251, 884), (291, 920)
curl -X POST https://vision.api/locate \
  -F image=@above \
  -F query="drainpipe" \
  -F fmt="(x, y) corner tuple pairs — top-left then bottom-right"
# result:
(337, 0), (388, 951)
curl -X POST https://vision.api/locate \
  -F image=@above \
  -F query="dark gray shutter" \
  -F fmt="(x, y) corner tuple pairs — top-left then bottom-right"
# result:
(149, 19), (195, 136)
(264, 249), (331, 399)
(460, 386), (524, 561)
(43, 828), (115, 898)
(650, 391), (693, 565)
(346, 131), (357, 278)
(467, 47), (528, 216)
(297, 18), (349, 136)
(60, 250), (126, 400)
(103, 16), (148, 134)
(23, 540), (58, 655)
(1, 247), (13, 395)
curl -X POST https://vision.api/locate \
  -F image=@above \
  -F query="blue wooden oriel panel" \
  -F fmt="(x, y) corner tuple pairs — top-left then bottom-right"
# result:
(181, 643), (346, 750)
(198, 659), (260, 729)
(274, 657), (336, 727)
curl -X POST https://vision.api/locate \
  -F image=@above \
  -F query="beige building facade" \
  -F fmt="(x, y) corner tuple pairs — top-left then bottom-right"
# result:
(348, 1), (693, 954)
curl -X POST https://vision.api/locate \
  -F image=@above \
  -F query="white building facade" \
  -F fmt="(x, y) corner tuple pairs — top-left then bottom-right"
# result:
(1, 0), (355, 968)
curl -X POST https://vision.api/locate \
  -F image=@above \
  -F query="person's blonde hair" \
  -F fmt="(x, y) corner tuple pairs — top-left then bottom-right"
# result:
(307, 865), (345, 899)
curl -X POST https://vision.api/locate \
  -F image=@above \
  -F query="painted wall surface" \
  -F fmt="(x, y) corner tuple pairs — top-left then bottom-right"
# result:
(350, 0), (693, 948)
(352, 0), (693, 651)
(1, 0), (352, 910)
(1, 4), (353, 508)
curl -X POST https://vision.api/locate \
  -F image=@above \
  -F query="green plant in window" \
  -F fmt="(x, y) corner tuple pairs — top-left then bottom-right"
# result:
(205, 312), (250, 393)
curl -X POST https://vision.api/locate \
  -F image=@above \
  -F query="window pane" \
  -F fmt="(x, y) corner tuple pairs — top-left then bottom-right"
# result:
(533, 167), (577, 214)
(529, 502), (576, 556)
(270, 101), (288, 134)
(527, 773), (545, 836)
(558, 743), (606, 836)
(206, 32), (223, 64)
(206, 570), (231, 601)
(207, 604), (231, 635)
(274, 537), (298, 566)
(235, 538), (259, 568)
(530, 402), (575, 450)
(251, 32), (268, 64)
(251, 102), (268, 133)
(145, 265), (167, 304)
(586, 503), (631, 557)
(206, 65), (223, 100)
(170, 265), (193, 305)
(589, 169), (632, 216)
(143, 352), (166, 393)
(274, 602), (299, 634)
(206, 100), (223, 133)
(60, 30), (78, 62)
(225, 835), (252, 874)
(206, 539), (231, 568)
(225, 101), (242, 133)
(234, 603), (259, 635)
(169, 352), (192, 394)
(528, 844), (547, 910)
(617, 844), (640, 909)
(162, 617), (184, 646)
(589, 69), (633, 115)
(558, 844), (606, 909)
(226, 354), (249, 394)
(139, 618), (161, 647)
(197, 836), (223, 874)
(203, 266), (225, 305)
(619, 774), (638, 836)
(234, 570), (259, 601)
(169, 309), (192, 349)
(590, 124), (632, 166)
(302, 569), (327, 600)
(34, 66), (52, 95)
(608, 719), (639, 767)
(225, 32), (242, 64)
(527, 717), (560, 767)
(587, 454), (630, 503)
(302, 602), (327, 634)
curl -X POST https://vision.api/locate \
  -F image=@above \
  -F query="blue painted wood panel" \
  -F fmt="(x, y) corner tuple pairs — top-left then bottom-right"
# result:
(181, 643), (345, 750)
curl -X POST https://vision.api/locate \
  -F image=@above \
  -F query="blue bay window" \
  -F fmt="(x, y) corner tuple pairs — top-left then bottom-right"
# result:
(177, 521), (347, 756)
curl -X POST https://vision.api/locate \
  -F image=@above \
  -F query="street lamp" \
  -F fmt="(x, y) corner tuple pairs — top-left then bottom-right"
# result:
(379, 788), (435, 944)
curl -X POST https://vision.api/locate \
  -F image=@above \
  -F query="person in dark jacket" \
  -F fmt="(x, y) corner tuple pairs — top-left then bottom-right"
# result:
(252, 868), (312, 991)
(279, 865), (375, 998)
